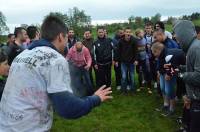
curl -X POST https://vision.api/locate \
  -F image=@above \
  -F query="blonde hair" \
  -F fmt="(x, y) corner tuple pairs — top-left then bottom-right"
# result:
(151, 42), (164, 51)
(135, 29), (143, 36)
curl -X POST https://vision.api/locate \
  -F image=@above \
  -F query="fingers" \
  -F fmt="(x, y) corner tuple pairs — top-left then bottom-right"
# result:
(98, 85), (106, 91)
(104, 96), (113, 100)
(103, 90), (112, 95)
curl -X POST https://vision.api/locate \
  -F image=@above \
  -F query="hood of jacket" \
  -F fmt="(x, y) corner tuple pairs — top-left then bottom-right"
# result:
(28, 39), (58, 52)
(173, 20), (197, 52)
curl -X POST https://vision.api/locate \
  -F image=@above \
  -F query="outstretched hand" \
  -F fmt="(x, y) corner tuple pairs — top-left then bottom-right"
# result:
(94, 85), (113, 102)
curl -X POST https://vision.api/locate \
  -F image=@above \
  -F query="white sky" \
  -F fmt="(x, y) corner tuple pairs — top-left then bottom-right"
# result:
(0, 0), (200, 32)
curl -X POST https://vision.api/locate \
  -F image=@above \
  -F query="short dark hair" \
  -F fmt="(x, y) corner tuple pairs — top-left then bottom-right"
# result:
(154, 28), (165, 34)
(0, 48), (8, 63)
(27, 26), (38, 40)
(97, 26), (105, 31)
(155, 21), (165, 30)
(14, 27), (26, 37)
(124, 27), (131, 31)
(41, 15), (68, 42)
(145, 21), (153, 27)
(7, 33), (14, 39)
(84, 28), (92, 33)
(195, 26), (200, 34)
(69, 28), (74, 31)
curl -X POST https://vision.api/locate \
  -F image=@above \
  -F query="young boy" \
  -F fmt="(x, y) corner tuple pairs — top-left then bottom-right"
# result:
(151, 42), (185, 116)
(135, 29), (152, 94)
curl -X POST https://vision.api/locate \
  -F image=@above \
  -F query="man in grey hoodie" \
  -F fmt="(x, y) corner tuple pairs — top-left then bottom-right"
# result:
(173, 20), (200, 132)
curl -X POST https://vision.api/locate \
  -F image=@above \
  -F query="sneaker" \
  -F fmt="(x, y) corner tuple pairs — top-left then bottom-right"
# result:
(127, 85), (131, 91)
(176, 117), (183, 125)
(154, 82), (157, 89)
(148, 90), (153, 94)
(116, 86), (121, 91)
(161, 110), (175, 117)
(142, 80), (146, 85)
(155, 106), (169, 112)
(176, 126), (187, 132)
(137, 88), (141, 92)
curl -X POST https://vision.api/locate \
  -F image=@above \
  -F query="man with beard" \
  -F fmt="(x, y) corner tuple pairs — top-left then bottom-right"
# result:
(82, 29), (94, 87)
(8, 27), (28, 65)
(93, 26), (114, 88)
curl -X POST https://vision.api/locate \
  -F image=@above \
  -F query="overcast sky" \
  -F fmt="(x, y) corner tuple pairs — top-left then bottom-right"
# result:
(1, 0), (200, 32)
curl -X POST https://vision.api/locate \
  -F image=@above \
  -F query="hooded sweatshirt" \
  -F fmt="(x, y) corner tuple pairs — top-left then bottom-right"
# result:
(173, 20), (200, 100)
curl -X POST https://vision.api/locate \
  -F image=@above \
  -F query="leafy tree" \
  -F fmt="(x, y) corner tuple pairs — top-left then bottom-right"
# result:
(46, 7), (91, 38)
(151, 13), (161, 24)
(0, 11), (9, 35)
(128, 15), (135, 24)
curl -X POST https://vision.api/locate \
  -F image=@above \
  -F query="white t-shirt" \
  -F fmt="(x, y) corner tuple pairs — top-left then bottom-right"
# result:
(165, 30), (173, 39)
(0, 47), (72, 132)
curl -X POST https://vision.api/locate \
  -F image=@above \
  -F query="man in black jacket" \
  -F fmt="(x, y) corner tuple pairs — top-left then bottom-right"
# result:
(93, 27), (113, 88)
(68, 29), (79, 49)
(115, 27), (138, 94)
(8, 27), (28, 65)
(82, 29), (94, 88)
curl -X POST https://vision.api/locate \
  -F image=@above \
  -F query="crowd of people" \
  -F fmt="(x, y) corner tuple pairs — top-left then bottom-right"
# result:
(0, 15), (200, 132)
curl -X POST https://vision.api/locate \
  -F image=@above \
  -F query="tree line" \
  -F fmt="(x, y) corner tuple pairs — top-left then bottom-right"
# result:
(0, 7), (200, 42)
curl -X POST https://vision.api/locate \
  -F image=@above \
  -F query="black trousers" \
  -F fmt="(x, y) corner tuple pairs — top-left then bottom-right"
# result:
(114, 63), (121, 86)
(182, 106), (190, 131)
(95, 64), (112, 88)
(190, 101), (200, 132)
(89, 67), (94, 89)
(176, 77), (186, 99)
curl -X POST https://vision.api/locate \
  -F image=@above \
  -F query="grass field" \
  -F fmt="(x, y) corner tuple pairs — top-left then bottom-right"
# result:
(51, 69), (182, 132)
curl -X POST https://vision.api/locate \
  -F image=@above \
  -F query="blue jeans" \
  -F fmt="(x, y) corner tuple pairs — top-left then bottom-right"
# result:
(137, 59), (152, 87)
(121, 63), (135, 92)
(160, 74), (177, 99)
(69, 62), (93, 97)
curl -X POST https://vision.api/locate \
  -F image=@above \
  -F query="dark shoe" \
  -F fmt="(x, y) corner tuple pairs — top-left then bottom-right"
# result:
(155, 106), (169, 112)
(176, 117), (183, 125)
(176, 126), (187, 132)
(161, 110), (175, 117)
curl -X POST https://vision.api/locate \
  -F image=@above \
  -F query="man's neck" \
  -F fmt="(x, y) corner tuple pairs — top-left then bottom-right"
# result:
(86, 38), (91, 41)
(15, 39), (22, 46)
(69, 37), (74, 40)
(125, 37), (130, 42)
(146, 33), (152, 37)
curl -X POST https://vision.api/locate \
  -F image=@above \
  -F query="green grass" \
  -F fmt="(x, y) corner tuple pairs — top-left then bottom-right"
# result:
(51, 92), (180, 132)
(193, 19), (200, 26)
(51, 68), (182, 132)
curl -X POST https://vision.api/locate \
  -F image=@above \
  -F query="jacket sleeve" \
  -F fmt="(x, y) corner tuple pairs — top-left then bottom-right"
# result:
(92, 43), (97, 65)
(183, 48), (200, 87)
(116, 41), (121, 62)
(66, 48), (72, 60)
(85, 48), (92, 67)
(132, 38), (138, 61)
(49, 91), (101, 119)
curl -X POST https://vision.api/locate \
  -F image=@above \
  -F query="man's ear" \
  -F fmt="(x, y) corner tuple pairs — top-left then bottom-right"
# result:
(58, 33), (63, 42)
